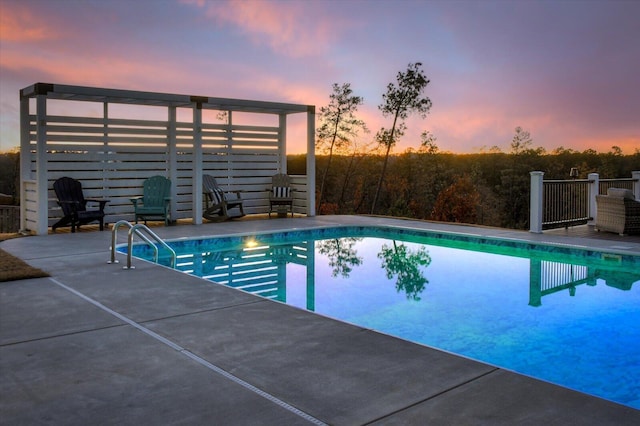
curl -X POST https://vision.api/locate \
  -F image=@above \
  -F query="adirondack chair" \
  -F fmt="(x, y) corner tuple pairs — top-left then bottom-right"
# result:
(130, 175), (172, 225)
(203, 174), (245, 221)
(52, 177), (108, 233)
(268, 173), (294, 218)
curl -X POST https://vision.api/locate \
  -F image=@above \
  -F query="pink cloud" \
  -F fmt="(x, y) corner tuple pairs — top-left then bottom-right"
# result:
(191, 0), (343, 57)
(0, 4), (63, 42)
(1, 46), (185, 93)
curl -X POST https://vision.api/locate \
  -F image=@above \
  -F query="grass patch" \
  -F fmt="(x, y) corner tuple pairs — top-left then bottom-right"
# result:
(0, 248), (49, 282)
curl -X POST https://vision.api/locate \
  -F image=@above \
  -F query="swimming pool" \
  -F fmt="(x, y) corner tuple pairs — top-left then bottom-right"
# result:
(126, 226), (640, 409)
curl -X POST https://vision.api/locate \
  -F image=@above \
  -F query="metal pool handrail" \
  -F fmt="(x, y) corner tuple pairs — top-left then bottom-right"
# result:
(108, 220), (177, 269)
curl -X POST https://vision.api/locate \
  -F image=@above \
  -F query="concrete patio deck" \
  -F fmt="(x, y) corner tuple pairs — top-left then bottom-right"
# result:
(1, 215), (639, 425)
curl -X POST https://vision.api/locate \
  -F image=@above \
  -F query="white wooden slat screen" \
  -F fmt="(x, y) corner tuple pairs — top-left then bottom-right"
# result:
(23, 114), (306, 226)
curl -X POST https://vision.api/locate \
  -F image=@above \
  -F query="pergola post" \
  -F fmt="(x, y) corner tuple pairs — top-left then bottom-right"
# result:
(35, 94), (48, 235)
(306, 106), (316, 216)
(168, 106), (178, 222)
(19, 95), (30, 233)
(227, 111), (233, 187)
(279, 114), (287, 173)
(102, 102), (109, 199)
(192, 100), (203, 224)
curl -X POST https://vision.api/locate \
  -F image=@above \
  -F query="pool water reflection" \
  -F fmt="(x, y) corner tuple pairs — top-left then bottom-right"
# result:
(129, 227), (640, 409)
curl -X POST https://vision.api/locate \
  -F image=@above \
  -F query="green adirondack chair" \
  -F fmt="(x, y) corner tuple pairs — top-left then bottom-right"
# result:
(130, 175), (172, 226)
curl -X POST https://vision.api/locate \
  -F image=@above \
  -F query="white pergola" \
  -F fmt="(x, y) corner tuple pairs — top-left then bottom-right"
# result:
(20, 83), (316, 235)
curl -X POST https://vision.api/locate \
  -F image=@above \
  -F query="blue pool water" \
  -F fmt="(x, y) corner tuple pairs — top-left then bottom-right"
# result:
(126, 226), (640, 409)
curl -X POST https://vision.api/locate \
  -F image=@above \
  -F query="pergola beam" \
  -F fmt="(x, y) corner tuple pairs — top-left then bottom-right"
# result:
(20, 83), (309, 115)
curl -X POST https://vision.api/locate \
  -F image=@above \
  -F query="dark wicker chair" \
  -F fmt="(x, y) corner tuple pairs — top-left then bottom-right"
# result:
(595, 188), (640, 236)
(52, 177), (108, 233)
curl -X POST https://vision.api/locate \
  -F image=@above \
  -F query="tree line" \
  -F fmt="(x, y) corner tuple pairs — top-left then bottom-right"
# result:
(289, 148), (638, 230)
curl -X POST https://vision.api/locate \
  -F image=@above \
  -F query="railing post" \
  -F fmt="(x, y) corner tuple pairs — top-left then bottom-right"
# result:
(588, 173), (599, 226)
(529, 171), (544, 233)
(632, 171), (640, 200)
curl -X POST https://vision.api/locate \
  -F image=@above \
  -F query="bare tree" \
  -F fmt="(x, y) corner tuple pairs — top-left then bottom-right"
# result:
(371, 62), (432, 214)
(418, 130), (438, 155)
(316, 83), (367, 213)
(510, 126), (533, 155)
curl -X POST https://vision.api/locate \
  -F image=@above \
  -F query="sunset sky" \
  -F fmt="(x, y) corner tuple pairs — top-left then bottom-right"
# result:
(1, 0), (639, 154)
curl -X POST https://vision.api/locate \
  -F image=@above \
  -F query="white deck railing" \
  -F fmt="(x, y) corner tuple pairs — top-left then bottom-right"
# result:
(530, 171), (640, 233)
(541, 178), (591, 228)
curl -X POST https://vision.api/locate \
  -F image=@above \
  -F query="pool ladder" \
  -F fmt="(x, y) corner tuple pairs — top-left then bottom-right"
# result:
(109, 220), (177, 269)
